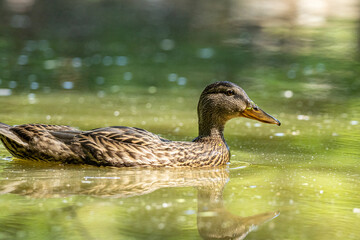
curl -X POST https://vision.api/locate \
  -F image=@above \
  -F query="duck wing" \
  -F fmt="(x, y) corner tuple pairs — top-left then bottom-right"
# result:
(69, 126), (176, 167)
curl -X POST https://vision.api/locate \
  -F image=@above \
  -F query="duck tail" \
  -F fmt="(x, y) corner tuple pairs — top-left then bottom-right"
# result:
(0, 123), (27, 146)
(0, 123), (11, 128)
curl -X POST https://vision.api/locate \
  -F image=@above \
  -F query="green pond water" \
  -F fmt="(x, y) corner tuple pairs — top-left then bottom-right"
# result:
(0, 89), (359, 240)
(1, 0), (360, 239)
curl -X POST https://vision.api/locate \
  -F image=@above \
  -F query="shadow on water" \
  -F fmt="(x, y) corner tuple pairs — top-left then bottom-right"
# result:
(0, 160), (278, 240)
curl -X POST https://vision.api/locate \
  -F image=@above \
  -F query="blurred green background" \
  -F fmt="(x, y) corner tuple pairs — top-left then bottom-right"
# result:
(1, 0), (359, 95)
(0, 1), (360, 240)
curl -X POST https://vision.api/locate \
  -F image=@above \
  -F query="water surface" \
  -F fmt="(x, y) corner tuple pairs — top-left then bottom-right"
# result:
(0, 89), (359, 240)
(1, 0), (360, 239)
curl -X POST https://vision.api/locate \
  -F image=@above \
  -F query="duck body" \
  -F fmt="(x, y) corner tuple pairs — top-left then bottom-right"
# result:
(0, 81), (280, 167)
(0, 124), (229, 167)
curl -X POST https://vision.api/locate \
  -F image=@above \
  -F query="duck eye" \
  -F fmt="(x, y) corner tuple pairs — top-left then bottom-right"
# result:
(225, 90), (234, 96)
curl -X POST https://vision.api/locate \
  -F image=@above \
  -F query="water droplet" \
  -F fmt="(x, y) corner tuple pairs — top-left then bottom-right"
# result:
(274, 133), (285, 137)
(197, 48), (214, 59)
(291, 130), (300, 136)
(160, 39), (175, 51)
(28, 93), (37, 104)
(72, 58), (82, 68)
(96, 76), (105, 85)
(287, 69), (296, 79)
(78, 97), (85, 104)
(350, 120), (358, 125)
(297, 115), (310, 121)
(9, 81), (17, 88)
(168, 73), (177, 82)
(184, 209), (195, 215)
(44, 60), (57, 69)
(30, 82), (39, 90)
(283, 90), (293, 98)
(103, 56), (113, 66)
(158, 223), (166, 230)
(116, 56), (128, 66)
(148, 86), (157, 94)
(177, 77), (187, 86)
(353, 208), (360, 214)
(0, 89), (12, 96)
(123, 72), (132, 81)
(316, 63), (325, 73)
(18, 55), (28, 65)
(111, 85), (120, 93)
(62, 81), (74, 89)
(97, 91), (105, 98)
(303, 65), (313, 75)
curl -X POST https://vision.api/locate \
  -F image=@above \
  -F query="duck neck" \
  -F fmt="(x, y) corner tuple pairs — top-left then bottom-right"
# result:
(198, 114), (226, 140)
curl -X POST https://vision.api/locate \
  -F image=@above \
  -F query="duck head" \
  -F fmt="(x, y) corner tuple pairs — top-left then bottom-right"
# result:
(197, 81), (280, 137)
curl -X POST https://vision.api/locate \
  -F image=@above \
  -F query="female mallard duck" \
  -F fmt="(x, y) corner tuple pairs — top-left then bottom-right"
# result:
(0, 81), (280, 167)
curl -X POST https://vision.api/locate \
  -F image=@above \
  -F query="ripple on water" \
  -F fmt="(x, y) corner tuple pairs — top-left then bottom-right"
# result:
(228, 161), (250, 170)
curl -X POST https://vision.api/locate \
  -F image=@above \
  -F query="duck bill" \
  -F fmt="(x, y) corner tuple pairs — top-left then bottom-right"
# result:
(241, 107), (281, 126)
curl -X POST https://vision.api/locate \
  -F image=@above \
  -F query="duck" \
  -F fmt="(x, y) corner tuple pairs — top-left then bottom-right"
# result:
(0, 81), (280, 167)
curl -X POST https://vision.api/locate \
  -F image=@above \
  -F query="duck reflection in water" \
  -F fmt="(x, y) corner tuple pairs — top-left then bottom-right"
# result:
(197, 182), (278, 240)
(0, 162), (279, 239)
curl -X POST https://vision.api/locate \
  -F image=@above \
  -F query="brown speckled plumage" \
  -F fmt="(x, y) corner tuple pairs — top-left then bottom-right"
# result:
(0, 81), (280, 167)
